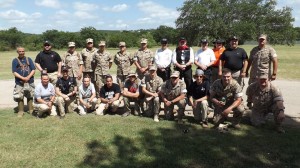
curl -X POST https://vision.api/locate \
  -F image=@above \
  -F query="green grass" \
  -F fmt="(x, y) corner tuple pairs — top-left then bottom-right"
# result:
(1, 108), (300, 168)
(1, 44), (300, 80)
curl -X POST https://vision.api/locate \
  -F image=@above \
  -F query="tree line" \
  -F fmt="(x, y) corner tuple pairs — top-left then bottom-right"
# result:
(0, 0), (299, 51)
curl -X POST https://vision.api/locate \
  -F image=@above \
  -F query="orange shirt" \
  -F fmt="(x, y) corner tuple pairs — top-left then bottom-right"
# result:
(212, 47), (225, 67)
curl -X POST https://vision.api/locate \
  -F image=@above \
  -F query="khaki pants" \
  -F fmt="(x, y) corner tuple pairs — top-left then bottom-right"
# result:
(95, 100), (120, 115)
(13, 83), (35, 101)
(232, 70), (244, 89)
(78, 98), (98, 115)
(33, 102), (57, 116)
(48, 72), (58, 86)
(56, 96), (77, 116)
(192, 100), (209, 122)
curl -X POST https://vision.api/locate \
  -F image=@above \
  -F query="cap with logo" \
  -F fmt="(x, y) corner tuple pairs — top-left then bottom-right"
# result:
(44, 40), (51, 45)
(200, 39), (209, 43)
(161, 38), (168, 44)
(230, 36), (238, 40)
(179, 37), (186, 42)
(86, 38), (93, 43)
(68, 42), (75, 47)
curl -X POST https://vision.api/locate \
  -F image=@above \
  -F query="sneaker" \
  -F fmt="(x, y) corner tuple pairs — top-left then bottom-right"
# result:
(122, 111), (131, 117)
(154, 114), (159, 122)
(276, 126), (285, 134)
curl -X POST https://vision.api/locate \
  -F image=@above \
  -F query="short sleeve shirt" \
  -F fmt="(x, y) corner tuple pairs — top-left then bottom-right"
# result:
(188, 81), (210, 99)
(56, 77), (77, 95)
(194, 48), (216, 66)
(93, 51), (112, 75)
(124, 79), (140, 93)
(210, 79), (243, 104)
(81, 48), (97, 72)
(100, 83), (121, 99)
(161, 79), (187, 100)
(35, 51), (62, 73)
(63, 51), (83, 77)
(79, 83), (96, 99)
(34, 83), (55, 103)
(141, 74), (163, 92)
(133, 48), (154, 68)
(220, 47), (248, 71)
(12, 56), (36, 84)
(114, 51), (133, 76)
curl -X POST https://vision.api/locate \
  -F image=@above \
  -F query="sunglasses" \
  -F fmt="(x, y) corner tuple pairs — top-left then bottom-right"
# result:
(195, 75), (204, 78)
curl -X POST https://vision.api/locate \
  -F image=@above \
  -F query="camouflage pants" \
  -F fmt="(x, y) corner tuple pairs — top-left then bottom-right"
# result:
(143, 96), (160, 117)
(56, 96), (77, 116)
(251, 104), (283, 126)
(213, 103), (245, 125)
(192, 100), (209, 122)
(95, 100), (121, 115)
(94, 74), (106, 94)
(13, 83), (35, 101)
(164, 99), (186, 120)
(116, 75), (128, 91)
(123, 97), (141, 114)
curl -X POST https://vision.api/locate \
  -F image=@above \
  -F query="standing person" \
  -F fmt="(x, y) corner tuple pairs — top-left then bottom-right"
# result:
(160, 71), (187, 124)
(210, 68), (245, 129)
(172, 37), (194, 90)
(141, 65), (163, 122)
(33, 74), (56, 118)
(114, 42), (134, 90)
(133, 38), (154, 80)
(12, 47), (36, 117)
(35, 40), (62, 86)
(81, 38), (97, 83)
(246, 72), (285, 133)
(62, 42), (83, 87)
(96, 75), (121, 115)
(246, 34), (278, 85)
(154, 38), (173, 81)
(188, 69), (210, 128)
(212, 39), (225, 83)
(122, 71), (141, 117)
(78, 76), (98, 115)
(93, 41), (112, 94)
(219, 36), (248, 89)
(55, 66), (77, 119)
(194, 39), (216, 84)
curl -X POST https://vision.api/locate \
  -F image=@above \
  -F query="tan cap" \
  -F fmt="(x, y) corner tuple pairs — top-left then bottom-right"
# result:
(259, 34), (267, 40)
(68, 42), (75, 47)
(98, 41), (106, 46)
(119, 41), (126, 47)
(149, 65), (157, 71)
(170, 71), (180, 78)
(140, 38), (148, 43)
(86, 38), (93, 43)
(128, 70), (137, 77)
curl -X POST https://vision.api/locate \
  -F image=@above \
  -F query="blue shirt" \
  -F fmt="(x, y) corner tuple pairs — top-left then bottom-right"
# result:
(12, 56), (36, 85)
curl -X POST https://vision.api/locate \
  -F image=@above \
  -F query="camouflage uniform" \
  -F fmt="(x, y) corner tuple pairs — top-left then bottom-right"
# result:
(122, 78), (141, 115)
(141, 74), (163, 117)
(210, 79), (245, 125)
(133, 49), (154, 80)
(114, 51), (133, 89)
(160, 79), (187, 120)
(246, 81), (284, 126)
(81, 47), (97, 81)
(248, 46), (277, 84)
(62, 51), (83, 86)
(93, 50), (112, 93)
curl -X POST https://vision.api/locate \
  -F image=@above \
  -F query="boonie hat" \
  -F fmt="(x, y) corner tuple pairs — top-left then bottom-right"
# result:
(68, 42), (75, 47)
(98, 41), (106, 46)
(119, 41), (126, 47)
(140, 38), (148, 43)
(86, 38), (93, 43)
(259, 34), (267, 40)
(149, 65), (157, 71)
(170, 71), (180, 78)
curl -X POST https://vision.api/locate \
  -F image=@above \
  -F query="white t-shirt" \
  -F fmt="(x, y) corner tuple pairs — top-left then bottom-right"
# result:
(194, 48), (216, 66)
(79, 83), (96, 99)
(154, 48), (173, 68)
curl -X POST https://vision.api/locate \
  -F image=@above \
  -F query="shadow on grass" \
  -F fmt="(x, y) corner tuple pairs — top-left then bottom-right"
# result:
(77, 116), (300, 168)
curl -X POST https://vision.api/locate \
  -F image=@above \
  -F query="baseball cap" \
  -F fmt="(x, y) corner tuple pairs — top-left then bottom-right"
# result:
(194, 69), (204, 76)
(257, 72), (268, 79)
(213, 39), (225, 44)
(98, 41), (106, 46)
(149, 65), (157, 71)
(140, 38), (148, 43)
(179, 37), (186, 42)
(119, 41), (126, 47)
(170, 71), (180, 78)
(62, 66), (69, 71)
(86, 38), (93, 43)
(200, 39), (209, 43)
(68, 42), (75, 47)
(230, 36), (239, 40)
(259, 34), (267, 40)
(128, 70), (137, 77)
(161, 38), (168, 44)
(44, 40), (51, 45)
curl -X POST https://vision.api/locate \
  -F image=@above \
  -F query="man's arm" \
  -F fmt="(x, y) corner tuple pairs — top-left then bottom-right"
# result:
(222, 97), (242, 116)
(271, 57), (278, 80)
(241, 59), (248, 77)
(122, 88), (140, 98)
(35, 63), (43, 72)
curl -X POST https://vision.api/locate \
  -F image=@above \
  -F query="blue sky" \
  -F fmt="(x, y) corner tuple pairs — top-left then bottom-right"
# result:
(0, 0), (299, 34)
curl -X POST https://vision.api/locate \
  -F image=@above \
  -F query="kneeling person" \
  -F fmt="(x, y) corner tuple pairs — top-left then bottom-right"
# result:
(78, 75), (97, 115)
(188, 69), (210, 128)
(55, 66), (77, 118)
(97, 75), (121, 115)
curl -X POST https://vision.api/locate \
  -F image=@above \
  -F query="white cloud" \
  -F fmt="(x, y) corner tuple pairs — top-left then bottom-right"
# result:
(35, 0), (61, 9)
(103, 3), (128, 12)
(73, 2), (98, 11)
(137, 1), (179, 20)
(52, 10), (71, 20)
(74, 11), (97, 19)
(0, 10), (42, 20)
(0, 0), (15, 8)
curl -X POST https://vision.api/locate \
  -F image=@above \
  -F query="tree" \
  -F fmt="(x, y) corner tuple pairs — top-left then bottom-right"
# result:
(0, 27), (24, 49)
(176, 0), (296, 45)
(153, 25), (178, 45)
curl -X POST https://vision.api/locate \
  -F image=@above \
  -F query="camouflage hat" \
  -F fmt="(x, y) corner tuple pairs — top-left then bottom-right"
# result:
(98, 41), (106, 46)
(259, 34), (267, 40)
(149, 65), (157, 71)
(128, 70), (137, 77)
(140, 38), (148, 43)
(119, 41), (126, 47)
(68, 42), (75, 47)
(170, 71), (180, 78)
(86, 38), (93, 43)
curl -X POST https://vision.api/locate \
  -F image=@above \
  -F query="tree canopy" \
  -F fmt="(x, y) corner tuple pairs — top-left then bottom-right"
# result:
(176, 0), (297, 45)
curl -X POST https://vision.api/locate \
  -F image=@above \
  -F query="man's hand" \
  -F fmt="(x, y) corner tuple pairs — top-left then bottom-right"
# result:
(165, 100), (172, 107)
(222, 107), (232, 117)
(277, 110), (285, 122)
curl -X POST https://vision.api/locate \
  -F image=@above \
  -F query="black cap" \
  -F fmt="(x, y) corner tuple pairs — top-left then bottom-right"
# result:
(200, 39), (208, 43)
(161, 38), (168, 44)
(62, 66), (68, 71)
(179, 37), (186, 41)
(44, 40), (51, 45)
(213, 39), (225, 44)
(230, 36), (238, 40)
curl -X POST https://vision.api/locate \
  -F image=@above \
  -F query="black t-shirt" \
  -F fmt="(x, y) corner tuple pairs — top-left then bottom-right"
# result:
(220, 47), (248, 71)
(187, 81), (210, 99)
(100, 83), (121, 99)
(35, 50), (62, 73)
(56, 77), (77, 94)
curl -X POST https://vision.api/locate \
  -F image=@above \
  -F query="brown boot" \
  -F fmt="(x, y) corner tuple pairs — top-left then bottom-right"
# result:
(27, 98), (34, 114)
(17, 100), (24, 117)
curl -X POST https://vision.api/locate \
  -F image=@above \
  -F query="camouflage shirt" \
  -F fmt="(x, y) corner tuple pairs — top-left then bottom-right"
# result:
(114, 51), (133, 75)
(141, 74), (163, 93)
(133, 48), (154, 68)
(161, 79), (187, 100)
(62, 51), (83, 77)
(81, 48), (97, 72)
(93, 50), (112, 75)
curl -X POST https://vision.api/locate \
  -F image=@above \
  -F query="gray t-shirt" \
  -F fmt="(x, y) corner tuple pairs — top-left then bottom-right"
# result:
(34, 83), (55, 103)
(79, 83), (96, 99)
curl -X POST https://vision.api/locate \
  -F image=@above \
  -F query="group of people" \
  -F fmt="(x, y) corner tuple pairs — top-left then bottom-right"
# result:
(12, 34), (286, 133)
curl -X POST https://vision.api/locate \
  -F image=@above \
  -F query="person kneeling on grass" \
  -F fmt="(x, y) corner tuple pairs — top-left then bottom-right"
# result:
(246, 72), (285, 133)
(188, 69), (210, 128)
(78, 75), (97, 115)
(96, 75), (121, 115)
(55, 66), (77, 119)
(33, 74), (56, 118)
